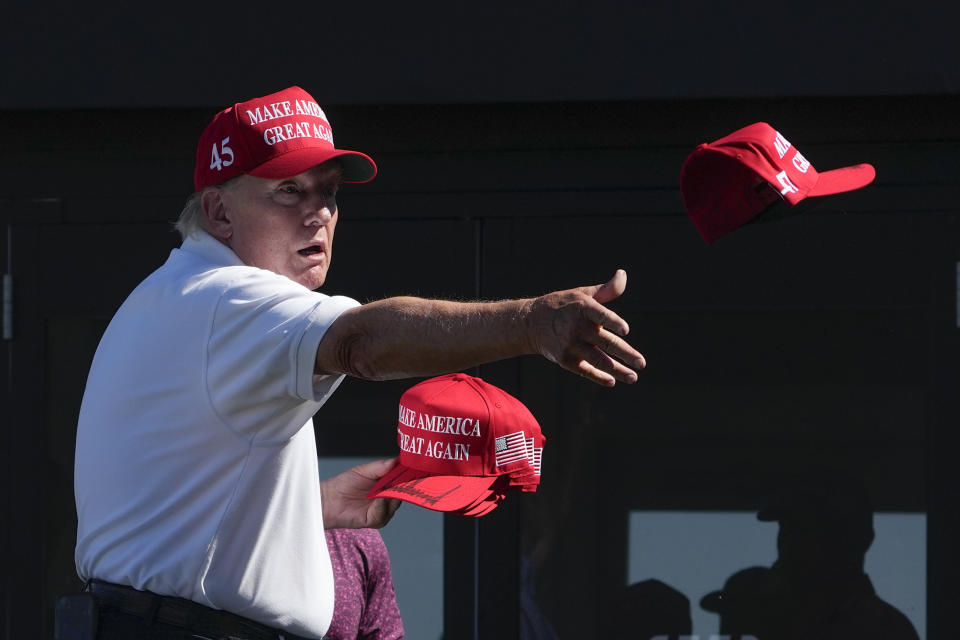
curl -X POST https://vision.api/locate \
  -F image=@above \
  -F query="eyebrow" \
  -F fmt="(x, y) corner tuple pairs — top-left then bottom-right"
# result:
(276, 174), (342, 190)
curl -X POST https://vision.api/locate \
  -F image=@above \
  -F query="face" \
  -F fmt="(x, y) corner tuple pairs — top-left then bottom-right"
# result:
(207, 162), (342, 290)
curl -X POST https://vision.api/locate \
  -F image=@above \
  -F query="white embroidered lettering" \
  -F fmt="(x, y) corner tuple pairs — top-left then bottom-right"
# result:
(775, 170), (800, 195)
(774, 131), (792, 159)
(209, 137), (234, 171)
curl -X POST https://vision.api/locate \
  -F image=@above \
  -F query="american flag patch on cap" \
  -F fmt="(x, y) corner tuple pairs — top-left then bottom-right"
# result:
(495, 431), (528, 467)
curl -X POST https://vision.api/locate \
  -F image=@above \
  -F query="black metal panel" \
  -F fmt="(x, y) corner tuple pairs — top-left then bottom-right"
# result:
(4, 3), (960, 108)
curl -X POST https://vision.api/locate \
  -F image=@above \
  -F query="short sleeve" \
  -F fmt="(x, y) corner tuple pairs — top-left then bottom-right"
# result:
(204, 267), (360, 440)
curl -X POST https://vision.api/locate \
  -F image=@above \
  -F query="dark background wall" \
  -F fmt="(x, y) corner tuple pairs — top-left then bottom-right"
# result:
(2, 3), (958, 639)
(2, 1), (959, 109)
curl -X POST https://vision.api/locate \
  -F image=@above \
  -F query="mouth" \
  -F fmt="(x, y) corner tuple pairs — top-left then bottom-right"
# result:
(298, 242), (326, 258)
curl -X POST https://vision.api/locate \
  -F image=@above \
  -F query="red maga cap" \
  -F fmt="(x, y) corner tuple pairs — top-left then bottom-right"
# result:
(680, 122), (875, 243)
(366, 373), (544, 515)
(193, 86), (377, 191)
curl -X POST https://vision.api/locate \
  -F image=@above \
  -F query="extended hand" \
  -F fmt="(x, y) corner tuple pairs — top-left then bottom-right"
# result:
(320, 458), (402, 529)
(524, 269), (646, 386)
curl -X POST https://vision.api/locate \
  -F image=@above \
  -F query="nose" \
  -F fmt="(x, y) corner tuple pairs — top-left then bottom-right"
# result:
(304, 199), (336, 226)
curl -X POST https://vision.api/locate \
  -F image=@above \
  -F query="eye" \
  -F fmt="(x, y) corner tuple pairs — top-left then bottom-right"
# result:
(272, 183), (303, 204)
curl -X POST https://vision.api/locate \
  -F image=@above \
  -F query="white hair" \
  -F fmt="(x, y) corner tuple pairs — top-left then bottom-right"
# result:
(174, 192), (204, 240)
(174, 176), (242, 241)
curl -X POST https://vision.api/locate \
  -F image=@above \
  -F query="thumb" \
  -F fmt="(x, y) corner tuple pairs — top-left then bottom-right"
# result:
(353, 457), (399, 480)
(590, 269), (627, 305)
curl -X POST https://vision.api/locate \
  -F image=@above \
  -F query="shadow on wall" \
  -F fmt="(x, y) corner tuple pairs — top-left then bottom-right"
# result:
(608, 466), (920, 640)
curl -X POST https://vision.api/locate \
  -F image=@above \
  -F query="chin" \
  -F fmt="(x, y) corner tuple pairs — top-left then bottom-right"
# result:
(301, 273), (327, 291)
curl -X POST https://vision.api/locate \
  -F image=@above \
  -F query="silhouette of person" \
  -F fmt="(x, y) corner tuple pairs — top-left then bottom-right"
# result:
(700, 565), (789, 640)
(756, 467), (920, 640)
(607, 578), (692, 640)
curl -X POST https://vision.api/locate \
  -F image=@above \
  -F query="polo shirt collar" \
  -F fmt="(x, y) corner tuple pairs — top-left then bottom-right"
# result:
(180, 229), (246, 267)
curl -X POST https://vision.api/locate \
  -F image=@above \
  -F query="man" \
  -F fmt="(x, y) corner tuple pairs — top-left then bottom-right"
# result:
(72, 86), (645, 640)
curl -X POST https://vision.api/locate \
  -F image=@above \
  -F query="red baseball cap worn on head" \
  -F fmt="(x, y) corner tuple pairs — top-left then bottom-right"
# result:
(366, 373), (545, 516)
(680, 122), (876, 243)
(193, 86), (377, 191)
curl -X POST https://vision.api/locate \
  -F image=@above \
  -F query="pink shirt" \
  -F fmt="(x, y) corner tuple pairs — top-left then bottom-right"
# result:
(325, 529), (404, 639)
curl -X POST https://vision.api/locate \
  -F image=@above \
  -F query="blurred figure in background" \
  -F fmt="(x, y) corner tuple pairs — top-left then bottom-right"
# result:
(325, 528), (404, 640)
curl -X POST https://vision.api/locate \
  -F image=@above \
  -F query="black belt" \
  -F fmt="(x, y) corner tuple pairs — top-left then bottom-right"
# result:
(88, 580), (313, 640)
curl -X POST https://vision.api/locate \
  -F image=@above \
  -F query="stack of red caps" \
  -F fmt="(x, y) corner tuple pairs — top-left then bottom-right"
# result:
(366, 373), (544, 517)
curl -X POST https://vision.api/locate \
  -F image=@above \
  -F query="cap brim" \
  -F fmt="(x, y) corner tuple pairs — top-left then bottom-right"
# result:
(756, 507), (782, 521)
(366, 464), (502, 512)
(456, 476), (504, 508)
(459, 489), (497, 512)
(461, 487), (508, 517)
(699, 590), (725, 612)
(248, 147), (377, 183)
(462, 496), (504, 517)
(808, 163), (875, 197)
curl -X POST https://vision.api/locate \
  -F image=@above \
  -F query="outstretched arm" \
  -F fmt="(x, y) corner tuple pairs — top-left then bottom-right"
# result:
(315, 269), (646, 387)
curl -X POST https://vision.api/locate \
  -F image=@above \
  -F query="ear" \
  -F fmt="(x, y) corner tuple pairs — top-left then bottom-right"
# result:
(200, 187), (233, 241)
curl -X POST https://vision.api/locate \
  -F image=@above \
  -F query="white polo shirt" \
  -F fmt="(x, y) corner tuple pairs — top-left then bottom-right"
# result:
(74, 230), (359, 639)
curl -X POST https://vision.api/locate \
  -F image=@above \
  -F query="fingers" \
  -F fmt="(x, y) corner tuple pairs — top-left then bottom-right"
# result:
(579, 269), (628, 306)
(567, 340), (641, 386)
(592, 325), (646, 371)
(532, 269), (645, 386)
(582, 298), (631, 338)
(576, 363), (615, 386)
(559, 320), (646, 385)
(367, 497), (402, 529)
(385, 498), (402, 519)
(593, 269), (627, 304)
(351, 457), (398, 481)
